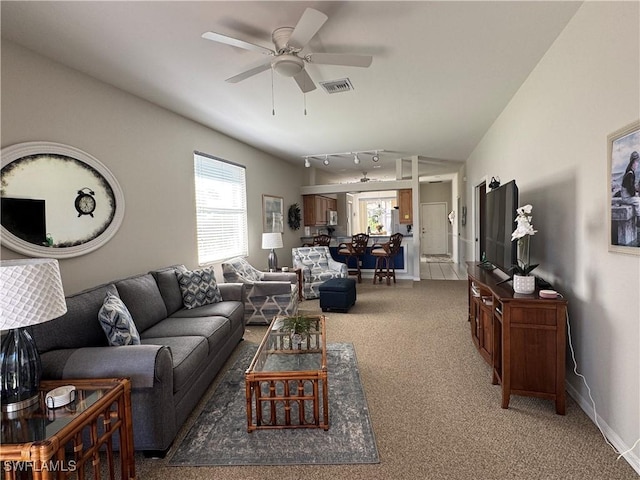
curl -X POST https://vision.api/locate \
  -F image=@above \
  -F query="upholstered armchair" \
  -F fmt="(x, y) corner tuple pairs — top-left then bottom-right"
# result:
(291, 246), (348, 300)
(221, 257), (298, 325)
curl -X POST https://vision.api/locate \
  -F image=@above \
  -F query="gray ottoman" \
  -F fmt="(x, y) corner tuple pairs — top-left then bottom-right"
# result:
(319, 278), (357, 312)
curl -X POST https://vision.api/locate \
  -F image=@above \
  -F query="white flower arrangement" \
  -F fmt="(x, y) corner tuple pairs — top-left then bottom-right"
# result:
(510, 204), (539, 276)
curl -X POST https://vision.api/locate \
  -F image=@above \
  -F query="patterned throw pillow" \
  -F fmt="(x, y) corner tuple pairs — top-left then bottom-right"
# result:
(98, 292), (141, 346)
(176, 267), (223, 309)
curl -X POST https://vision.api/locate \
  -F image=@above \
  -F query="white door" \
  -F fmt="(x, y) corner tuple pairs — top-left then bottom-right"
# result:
(421, 203), (447, 255)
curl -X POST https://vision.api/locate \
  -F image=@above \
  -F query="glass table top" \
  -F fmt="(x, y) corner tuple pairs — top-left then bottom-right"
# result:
(249, 315), (326, 375)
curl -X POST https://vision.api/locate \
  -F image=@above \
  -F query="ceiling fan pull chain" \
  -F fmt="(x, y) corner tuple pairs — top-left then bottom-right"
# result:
(271, 69), (276, 116)
(304, 90), (307, 116)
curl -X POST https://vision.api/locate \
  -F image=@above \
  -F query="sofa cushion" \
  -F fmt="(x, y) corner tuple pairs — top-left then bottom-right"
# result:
(115, 274), (168, 333)
(31, 284), (114, 354)
(150, 265), (187, 316)
(140, 316), (229, 354)
(170, 300), (245, 332)
(98, 292), (141, 346)
(176, 267), (222, 309)
(140, 336), (208, 393)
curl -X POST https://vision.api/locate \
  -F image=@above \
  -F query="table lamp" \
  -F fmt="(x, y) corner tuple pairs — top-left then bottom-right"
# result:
(0, 258), (67, 412)
(262, 232), (283, 271)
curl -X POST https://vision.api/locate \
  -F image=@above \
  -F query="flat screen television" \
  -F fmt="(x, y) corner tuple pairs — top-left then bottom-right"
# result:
(1, 197), (47, 245)
(484, 180), (518, 275)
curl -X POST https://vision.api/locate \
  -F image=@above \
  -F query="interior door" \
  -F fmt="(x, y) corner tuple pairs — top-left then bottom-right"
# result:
(420, 202), (447, 255)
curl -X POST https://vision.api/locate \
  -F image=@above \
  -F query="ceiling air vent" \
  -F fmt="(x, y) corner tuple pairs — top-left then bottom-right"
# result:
(320, 78), (354, 94)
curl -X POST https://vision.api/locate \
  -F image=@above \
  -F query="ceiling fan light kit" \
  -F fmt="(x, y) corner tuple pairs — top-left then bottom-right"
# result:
(272, 55), (304, 77)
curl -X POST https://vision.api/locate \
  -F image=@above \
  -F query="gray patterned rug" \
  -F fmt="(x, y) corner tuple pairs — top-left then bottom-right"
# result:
(168, 342), (379, 466)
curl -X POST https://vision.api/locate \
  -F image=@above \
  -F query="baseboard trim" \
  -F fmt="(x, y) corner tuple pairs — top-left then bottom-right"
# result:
(566, 381), (640, 475)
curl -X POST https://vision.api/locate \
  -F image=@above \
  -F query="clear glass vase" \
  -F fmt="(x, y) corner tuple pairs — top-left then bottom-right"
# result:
(517, 236), (530, 271)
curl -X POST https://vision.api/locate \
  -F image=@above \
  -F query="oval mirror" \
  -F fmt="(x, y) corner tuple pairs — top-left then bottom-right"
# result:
(1, 142), (125, 258)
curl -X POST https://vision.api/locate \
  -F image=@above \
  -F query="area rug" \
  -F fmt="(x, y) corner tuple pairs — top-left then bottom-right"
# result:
(168, 342), (379, 466)
(421, 254), (453, 263)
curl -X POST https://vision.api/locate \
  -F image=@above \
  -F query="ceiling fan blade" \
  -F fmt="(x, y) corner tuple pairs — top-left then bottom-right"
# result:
(287, 8), (328, 50)
(307, 53), (373, 68)
(202, 31), (274, 56)
(293, 69), (317, 93)
(226, 60), (272, 83)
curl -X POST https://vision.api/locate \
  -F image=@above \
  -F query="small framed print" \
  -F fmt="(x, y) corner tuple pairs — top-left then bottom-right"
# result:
(262, 194), (284, 233)
(607, 120), (640, 255)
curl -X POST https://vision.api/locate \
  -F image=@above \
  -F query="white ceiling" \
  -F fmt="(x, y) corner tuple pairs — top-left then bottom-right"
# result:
(1, 1), (581, 184)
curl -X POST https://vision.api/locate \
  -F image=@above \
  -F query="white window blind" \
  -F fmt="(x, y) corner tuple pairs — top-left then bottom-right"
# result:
(194, 152), (248, 264)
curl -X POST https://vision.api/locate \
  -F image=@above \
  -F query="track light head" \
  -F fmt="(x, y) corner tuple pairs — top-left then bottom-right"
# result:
(304, 157), (311, 168)
(371, 151), (380, 162)
(323, 155), (329, 166)
(354, 153), (360, 165)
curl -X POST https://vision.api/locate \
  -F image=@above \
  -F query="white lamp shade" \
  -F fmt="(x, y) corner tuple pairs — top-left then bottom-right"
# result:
(261, 232), (283, 250)
(0, 258), (67, 330)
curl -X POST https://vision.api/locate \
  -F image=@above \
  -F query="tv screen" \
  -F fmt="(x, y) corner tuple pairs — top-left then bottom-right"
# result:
(1, 197), (47, 245)
(484, 180), (518, 275)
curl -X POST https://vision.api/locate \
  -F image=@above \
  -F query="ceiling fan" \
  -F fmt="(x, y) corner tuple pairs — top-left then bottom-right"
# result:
(201, 8), (373, 93)
(360, 172), (371, 183)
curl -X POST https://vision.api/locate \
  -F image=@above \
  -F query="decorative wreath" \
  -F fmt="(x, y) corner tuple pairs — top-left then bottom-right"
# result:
(287, 203), (301, 231)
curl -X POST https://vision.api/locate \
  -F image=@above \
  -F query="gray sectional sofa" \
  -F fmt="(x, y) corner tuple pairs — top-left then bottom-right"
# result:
(29, 264), (245, 454)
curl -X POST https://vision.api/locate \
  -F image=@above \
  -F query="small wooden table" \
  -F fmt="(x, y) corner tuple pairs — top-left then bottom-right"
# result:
(245, 315), (328, 431)
(0, 378), (136, 479)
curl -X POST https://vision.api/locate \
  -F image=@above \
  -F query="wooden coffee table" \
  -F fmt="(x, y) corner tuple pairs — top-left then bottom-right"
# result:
(0, 378), (136, 479)
(245, 315), (328, 431)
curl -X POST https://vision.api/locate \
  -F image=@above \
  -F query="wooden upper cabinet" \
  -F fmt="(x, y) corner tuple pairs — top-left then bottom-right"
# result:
(303, 195), (336, 226)
(398, 189), (412, 224)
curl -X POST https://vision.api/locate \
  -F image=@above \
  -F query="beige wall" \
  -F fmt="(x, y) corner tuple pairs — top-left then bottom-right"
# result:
(465, 2), (639, 470)
(1, 41), (305, 294)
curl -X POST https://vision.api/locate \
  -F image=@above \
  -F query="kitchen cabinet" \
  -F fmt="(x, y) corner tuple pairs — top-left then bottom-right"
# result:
(303, 195), (337, 226)
(398, 189), (412, 224)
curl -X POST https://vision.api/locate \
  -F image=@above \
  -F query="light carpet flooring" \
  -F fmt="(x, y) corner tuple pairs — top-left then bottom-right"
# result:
(135, 280), (636, 480)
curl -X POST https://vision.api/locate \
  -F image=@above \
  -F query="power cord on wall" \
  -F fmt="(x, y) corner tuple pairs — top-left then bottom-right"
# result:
(565, 307), (640, 461)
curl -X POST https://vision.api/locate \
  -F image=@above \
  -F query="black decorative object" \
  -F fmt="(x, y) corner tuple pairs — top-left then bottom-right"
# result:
(287, 203), (301, 230)
(74, 188), (96, 217)
(489, 176), (501, 189)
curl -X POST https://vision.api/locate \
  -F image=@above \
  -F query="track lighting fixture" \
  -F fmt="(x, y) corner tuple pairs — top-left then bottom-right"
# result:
(301, 149), (384, 167)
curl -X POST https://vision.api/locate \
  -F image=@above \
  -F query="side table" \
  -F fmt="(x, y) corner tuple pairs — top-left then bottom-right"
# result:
(1, 378), (136, 479)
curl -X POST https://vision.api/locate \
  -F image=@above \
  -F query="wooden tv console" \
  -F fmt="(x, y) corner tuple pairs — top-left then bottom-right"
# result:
(466, 262), (568, 414)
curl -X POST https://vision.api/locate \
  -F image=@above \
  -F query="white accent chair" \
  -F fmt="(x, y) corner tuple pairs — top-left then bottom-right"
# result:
(291, 246), (347, 300)
(221, 257), (298, 325)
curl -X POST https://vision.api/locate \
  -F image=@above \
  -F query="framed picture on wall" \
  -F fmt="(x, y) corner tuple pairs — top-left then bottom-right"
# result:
(607, 120), (640, 255)
(262, 194), (284, 233)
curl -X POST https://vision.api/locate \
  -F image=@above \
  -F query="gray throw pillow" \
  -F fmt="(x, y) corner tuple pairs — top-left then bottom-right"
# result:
(98, 292), (141, 346)
(176, 267), (223, 309)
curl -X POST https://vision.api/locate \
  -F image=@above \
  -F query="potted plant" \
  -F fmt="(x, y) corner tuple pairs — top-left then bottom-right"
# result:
(282, 314), (313, 348)
(509, 204), (539, 294)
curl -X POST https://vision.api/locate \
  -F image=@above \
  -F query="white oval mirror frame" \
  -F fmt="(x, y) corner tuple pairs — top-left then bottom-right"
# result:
(1, 142), (125, 259)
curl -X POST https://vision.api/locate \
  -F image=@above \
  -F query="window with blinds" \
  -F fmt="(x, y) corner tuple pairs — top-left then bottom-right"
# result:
(194, 152), (248, 264)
